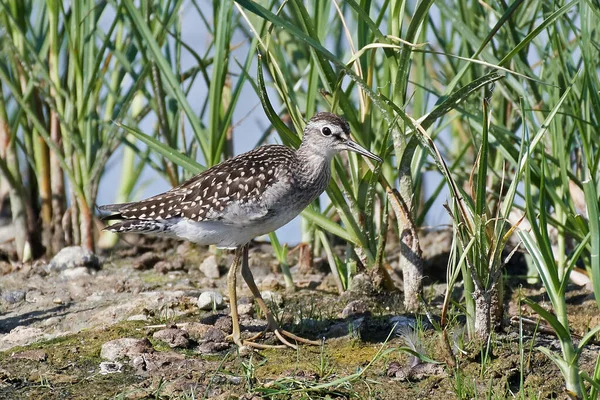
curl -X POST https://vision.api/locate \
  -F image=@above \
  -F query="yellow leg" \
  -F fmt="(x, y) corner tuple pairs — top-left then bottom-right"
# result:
(240, 245), (320, 349)
(226, 247), (244, 347)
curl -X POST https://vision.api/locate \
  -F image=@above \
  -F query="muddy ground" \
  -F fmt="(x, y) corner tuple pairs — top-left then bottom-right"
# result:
(1, 231), (599, 399)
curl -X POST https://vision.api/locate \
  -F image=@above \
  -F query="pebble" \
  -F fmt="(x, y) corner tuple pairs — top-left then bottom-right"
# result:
(196, 341), (230, 354)
(99, 361), (122, 374)
(238, 303), (254, 316)
(197, 291), (225, 310)
(47, 246), (100, 272)
(1, 290), (25, 304)
(199, 255), (220, 279)
(61, 266), (92, 279)
(213, 315), (233, 334)
(11, 349), (47, 361)
(127, 314), (149, 322)
(100, 338), (154, 361)
(42, 316), (62, 327)
(182, 323), (212, 341)
(203, 327), (225, 343)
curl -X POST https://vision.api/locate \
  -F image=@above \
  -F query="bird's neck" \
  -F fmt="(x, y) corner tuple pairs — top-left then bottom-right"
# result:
(295, 142), (333, 190)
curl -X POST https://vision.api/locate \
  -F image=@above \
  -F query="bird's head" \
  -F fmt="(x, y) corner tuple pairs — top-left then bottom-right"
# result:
(302, 112), (382, 163)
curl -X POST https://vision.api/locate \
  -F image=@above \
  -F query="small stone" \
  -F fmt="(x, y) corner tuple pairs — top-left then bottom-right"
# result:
(238, 303), (254, 317)
(341, 300), (370, 319)
(53, 297), (64, 305)
(213, 315), (233, 334)
(99, 361), (122, 374)
(61, 266), (92, 278)
(261, 291), (283, 307)
(133, 252), (161, 270)
(42, 316), (62, 327)
(260, 274), (283, 291)
(197, 291), (225, 310)
(153, 328), (190, 349)
(196, 341), (230, 354)
(2, 290), (25, 304)
(11, 349), (47, 361)
(127, 314), (149, 322)
(182, 323), (212, 341)
(176, 243), (191, 258)
(199, 255), (220, 279)
(132, 351), (185, 374)
(100, 338), (154, 361)
(48, 246), (100, 272)
(203, 327), (225, 343)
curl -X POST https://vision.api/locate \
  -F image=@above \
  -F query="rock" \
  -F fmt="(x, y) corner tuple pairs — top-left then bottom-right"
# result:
(261, 291), (283, 307)
(42, 316), (62, 327)
(196, 341), (230, 354)
(213, 315), (233, 334)
(182, 323), (212, 341)
(197, 291), (225, 310)
(48, 246), (100, 272)
(127, 314), (149, 322)
(1, 290), (25, 304)
(203, 327), (225, 343)
(341, 300), (370, 319)
(238, 303), (254, 317)
(133, 252), (161, 270)
(99, 361), (122, 374)
(387, 360), (446, 381)
(0, 327), (47, 350)
(153, 328), (190, 348)
(131, 351), (185, 374)
(100, 338), (154, 361)
(199, 255), (220, 279)
(259, 274), (283, 291)
(61, 266), (92, 279)
(11, 349), (47, 361)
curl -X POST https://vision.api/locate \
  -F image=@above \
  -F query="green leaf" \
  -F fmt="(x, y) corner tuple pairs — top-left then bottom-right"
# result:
(116, 122), (205, 175)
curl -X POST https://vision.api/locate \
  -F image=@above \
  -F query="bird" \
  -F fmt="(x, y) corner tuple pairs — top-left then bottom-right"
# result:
(99, 112), (382, 350)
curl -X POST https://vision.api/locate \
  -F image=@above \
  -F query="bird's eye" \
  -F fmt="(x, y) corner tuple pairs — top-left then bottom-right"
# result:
(322, 126), (332, 136)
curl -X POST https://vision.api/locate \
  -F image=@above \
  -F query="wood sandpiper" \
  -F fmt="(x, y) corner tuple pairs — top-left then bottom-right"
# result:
(99, 112), (382, 350)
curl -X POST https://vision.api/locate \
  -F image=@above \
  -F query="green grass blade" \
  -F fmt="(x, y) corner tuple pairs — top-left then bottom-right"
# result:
(116, 122), (204, 175)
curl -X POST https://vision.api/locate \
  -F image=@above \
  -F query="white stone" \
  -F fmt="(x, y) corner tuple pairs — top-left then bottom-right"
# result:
(199, 255), (220, 279)
(197, 291), (225, 310)
(47, 246), (99, 272)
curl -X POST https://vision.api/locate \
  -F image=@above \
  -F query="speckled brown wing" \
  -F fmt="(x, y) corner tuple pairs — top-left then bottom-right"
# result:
(100, 145), (296, 223)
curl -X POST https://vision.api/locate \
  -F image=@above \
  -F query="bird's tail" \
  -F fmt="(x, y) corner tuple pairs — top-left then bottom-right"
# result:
(97, 203), (135, 221)
(104, 219), (170, 234)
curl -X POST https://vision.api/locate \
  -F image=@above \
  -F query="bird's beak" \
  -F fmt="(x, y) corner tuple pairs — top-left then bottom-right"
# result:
(344, 139), (383, 163)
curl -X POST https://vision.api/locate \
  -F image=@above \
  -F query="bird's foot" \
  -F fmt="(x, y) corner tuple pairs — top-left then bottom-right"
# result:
(227, 327), (321, 350)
